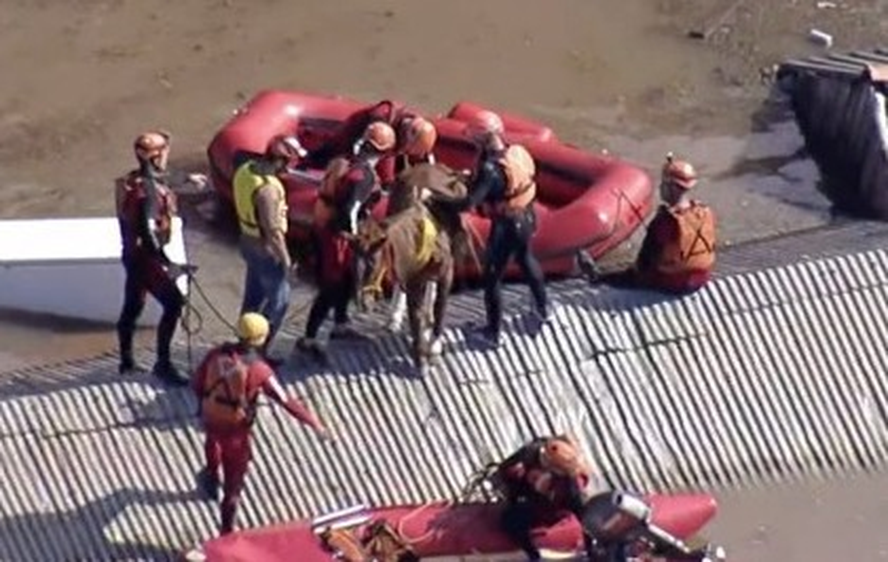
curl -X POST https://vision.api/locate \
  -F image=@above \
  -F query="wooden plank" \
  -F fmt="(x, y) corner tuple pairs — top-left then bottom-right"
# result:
(850, 51), (888, 64)
(826, 53), (874, 68)
(779, 59), (864, 78)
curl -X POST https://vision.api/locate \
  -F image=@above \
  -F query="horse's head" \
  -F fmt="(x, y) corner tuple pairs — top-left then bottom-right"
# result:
(350, 217), (390, 312)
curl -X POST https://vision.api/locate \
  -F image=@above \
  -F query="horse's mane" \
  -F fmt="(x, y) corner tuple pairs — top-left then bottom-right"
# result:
(381, 202), (429, 234)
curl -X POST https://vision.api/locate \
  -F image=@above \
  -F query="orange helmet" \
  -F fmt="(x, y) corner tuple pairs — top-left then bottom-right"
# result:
(465, 110), (505, 139)
(661, 152), (698, 189)
(133, 131), (170, 160)
(267, 134), (307, 160)
(401, 117), (437, 157)
(540, 437), (582, 476)
(362, 121), (397, 152)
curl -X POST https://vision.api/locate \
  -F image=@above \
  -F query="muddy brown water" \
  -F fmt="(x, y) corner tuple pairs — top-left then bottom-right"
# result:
(1, 1), (887, 559)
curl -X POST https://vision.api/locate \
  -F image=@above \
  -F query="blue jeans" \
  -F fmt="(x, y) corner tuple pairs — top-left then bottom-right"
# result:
(239, 242), (290, 342)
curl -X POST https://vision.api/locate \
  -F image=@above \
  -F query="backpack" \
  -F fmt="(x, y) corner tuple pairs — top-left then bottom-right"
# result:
(201, 348), (256, 430)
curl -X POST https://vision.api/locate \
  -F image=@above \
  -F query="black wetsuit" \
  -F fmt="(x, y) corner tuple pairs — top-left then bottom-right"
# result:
(449, 153), (548, 338)
(495, 438), (587, 560)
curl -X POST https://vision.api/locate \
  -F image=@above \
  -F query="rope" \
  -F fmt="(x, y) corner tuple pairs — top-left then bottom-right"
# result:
(395, 501), (450, 547)
(177, 266), (236, 373)
(394, 462), (502, 548)
(177, 265), (314, 372)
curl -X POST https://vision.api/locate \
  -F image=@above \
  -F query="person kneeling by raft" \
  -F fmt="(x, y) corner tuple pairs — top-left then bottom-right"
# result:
(491, 435), (597, 561)
(590, 153), (716, 294)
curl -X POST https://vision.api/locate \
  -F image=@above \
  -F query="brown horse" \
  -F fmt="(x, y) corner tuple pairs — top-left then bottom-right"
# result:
(351, 203), (454, 370)
(383, 161), (480, 333)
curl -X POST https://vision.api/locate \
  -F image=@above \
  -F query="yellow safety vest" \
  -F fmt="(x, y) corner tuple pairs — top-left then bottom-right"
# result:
(233, 161), (287, 238)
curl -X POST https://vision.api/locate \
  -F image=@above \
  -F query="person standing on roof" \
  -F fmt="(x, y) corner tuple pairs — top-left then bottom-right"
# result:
(233, 134), (307, 364)
(438, 111), (549, 346)
(593, 153), (716, 294)
(193, 312), (330, 535)
(295, 121), (397, 358)
(492, 435), (596, 561)
(115, 130), (189, 386)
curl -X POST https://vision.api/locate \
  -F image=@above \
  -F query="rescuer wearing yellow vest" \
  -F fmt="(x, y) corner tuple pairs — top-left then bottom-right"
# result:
(233, 135), (306, 362)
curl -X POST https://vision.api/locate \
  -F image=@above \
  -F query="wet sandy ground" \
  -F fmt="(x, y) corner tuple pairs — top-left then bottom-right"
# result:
(2, 1), (888, 559)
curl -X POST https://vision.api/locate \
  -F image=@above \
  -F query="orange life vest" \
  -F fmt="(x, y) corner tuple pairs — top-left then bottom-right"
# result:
(200, 349), (260, 431)
(314, 157), (350, 228)
(654, 202), (716, 276)
(313, 157), (376, 228)
(491, 144), (537, 214)
(115, 171), (176, 248)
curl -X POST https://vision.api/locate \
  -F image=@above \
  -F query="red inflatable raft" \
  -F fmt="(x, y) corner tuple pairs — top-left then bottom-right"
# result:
(207, 91), (654, 281)
(187, 493), (718, 562)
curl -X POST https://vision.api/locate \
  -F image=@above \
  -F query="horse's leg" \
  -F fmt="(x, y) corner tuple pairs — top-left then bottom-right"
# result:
(389, 285), (407, 333)
(429, 265), (454, 357)
(406, 279), (428, 368)
(422, 281), (437, 338)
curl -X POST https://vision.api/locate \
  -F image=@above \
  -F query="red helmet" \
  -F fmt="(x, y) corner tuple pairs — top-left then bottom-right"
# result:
(267, 134), (307, 160)
(362, 121), (397, 152)
(465, 110), (505, 139)
(401, 117), (437, 157)
(661, 153), (698, 189)
(133, 131), (170, 160)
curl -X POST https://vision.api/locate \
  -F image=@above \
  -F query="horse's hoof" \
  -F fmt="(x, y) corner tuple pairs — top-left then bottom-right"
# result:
(429, 338), (444, 356)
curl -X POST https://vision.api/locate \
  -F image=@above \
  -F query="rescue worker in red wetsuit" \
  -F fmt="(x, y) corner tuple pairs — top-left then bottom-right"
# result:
(304, 99), (433, 189)
(115, 130), (189, 386)
(295, 121), (397, 357)
(492, 435), (595, 561)
(597, 153), (716, 294)
(393, 115), (438, 174)
(193, 312), (329, 535)
(437, 110), (549, 346)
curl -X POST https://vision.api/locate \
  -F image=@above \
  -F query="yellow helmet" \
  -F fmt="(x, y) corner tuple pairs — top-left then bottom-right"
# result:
(237, 312), (270, 347)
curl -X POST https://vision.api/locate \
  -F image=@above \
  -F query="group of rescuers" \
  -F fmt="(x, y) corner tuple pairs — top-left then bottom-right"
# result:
(113, 99), (717, 554)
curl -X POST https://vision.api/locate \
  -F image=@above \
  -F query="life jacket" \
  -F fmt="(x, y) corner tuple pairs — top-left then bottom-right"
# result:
(654, 202), (716, 276)
(200, 346), (261, 431)
(314, 157), (376, 229)
(114, 170), (176, 250)
(318, 520), (419, 562)
(486, 144), (537, 215)
(363, 520), (419, 562)
(495, 437), (590, 504)
(233, 161), (288, 238)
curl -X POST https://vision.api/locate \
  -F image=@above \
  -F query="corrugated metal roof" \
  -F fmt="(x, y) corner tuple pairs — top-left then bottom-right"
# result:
(2, 225), (888, 560)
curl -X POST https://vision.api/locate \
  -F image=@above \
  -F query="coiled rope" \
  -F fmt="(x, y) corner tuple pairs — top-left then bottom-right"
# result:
(177, 266), (312, 372)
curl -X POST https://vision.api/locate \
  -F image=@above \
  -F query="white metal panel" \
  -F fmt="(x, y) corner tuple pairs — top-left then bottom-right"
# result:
(0, 217), (189, 325)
